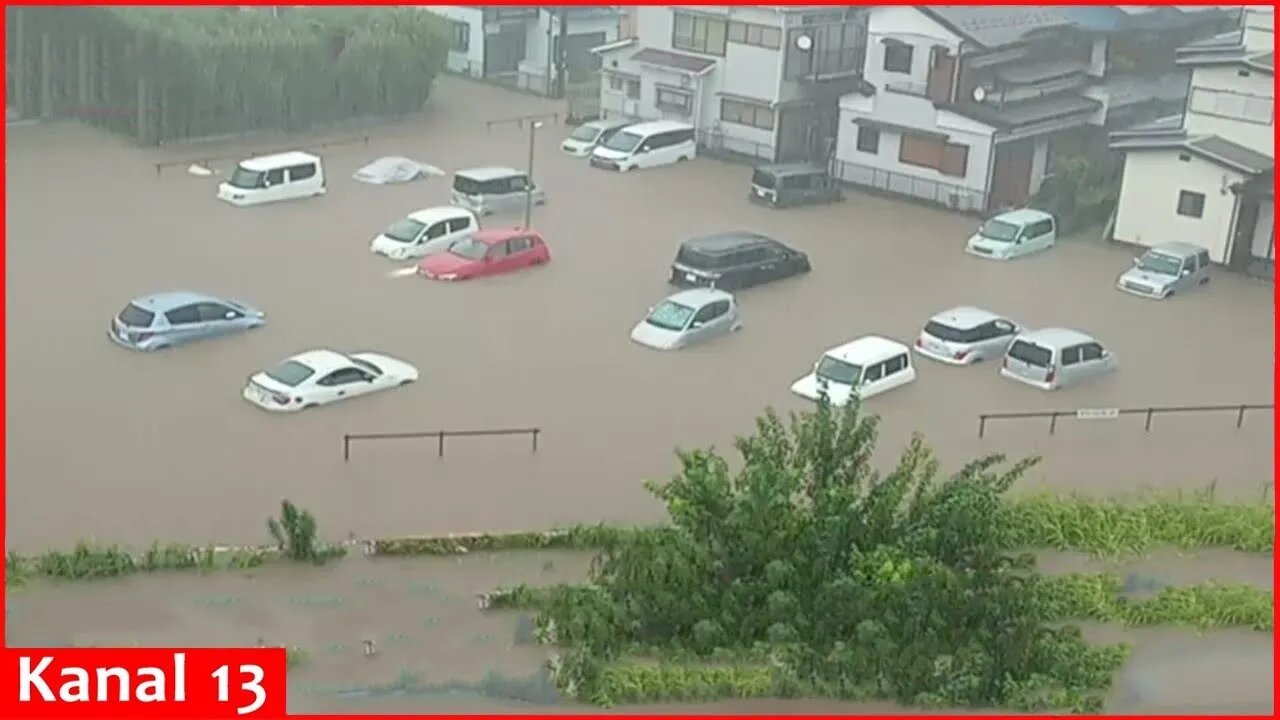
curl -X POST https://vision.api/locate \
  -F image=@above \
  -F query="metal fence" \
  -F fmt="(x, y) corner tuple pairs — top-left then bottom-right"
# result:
(695, 129), (777, 164)
(976, 403), (1274, 438)
(342, 428), (541, 462)
(829, 158), (987, 213)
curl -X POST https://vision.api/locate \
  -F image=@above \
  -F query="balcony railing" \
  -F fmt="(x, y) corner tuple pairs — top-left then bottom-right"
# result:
(883, 80), (929, 98)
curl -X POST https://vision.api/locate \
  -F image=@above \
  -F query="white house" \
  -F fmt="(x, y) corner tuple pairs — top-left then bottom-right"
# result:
(1109, 7), (1274, 274)
(592, 6), (870, 162)
(831, 6), (1236, 214)
(423, 6), (622, 97)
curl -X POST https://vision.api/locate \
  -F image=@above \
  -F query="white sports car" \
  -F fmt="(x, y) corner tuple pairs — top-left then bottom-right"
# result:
(243, 349), (418, 412)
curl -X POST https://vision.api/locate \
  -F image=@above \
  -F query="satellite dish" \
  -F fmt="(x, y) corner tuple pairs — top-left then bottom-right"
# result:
(795, 34), (814, 51)
(972, 86), (987, 103)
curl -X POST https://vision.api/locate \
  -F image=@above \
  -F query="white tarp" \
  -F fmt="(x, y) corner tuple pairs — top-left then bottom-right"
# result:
(353, 156), (445, 185)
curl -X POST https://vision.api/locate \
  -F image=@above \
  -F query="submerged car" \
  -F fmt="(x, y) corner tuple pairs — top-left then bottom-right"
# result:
(965, 208), (1056, 260)
(369, 206), (479, 261)
(1116, 242), (1211, 299)
(631, 288), (742, 350)
(790, 335), (917, 406)
(670, 232), (810, 290)
(748, 162), (843, 208)
(561, 118), (633, 157)
(913, 306), (1020, 365)
(243, 349), (418, 412)
(110, 291), (265, 351)
(417, 228), (551, 281)
(999, 328), (1117, 391)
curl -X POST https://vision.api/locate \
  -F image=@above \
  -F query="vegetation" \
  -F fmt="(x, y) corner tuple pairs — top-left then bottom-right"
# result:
(267, 499), (343, 564)
(470, 397), (1272, 713)
(1030, 152), (1122, 234)
(9, 6), (448, 144)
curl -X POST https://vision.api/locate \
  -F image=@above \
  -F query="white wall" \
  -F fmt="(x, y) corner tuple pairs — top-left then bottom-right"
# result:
(1243, 7), (1274, 52)
(1029, 136), (1050, 194)
(421, 6), (485, 77)
(1114, 151), (1245, 262)
(1251, 198), (1275, 260)
(524, 11), (621, 94)
(864, 6), (960, 95)
(1184, 65), (1275, 156)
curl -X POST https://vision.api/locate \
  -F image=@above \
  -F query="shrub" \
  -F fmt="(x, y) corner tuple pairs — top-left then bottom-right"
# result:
(1038, 574), (1272, 631)
(267, 500), (342, 564)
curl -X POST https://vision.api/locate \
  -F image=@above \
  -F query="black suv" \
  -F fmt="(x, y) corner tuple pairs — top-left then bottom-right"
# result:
(669, 232), (810, 290)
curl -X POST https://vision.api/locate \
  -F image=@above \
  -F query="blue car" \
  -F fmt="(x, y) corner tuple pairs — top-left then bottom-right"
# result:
(109, 291), (266, 351)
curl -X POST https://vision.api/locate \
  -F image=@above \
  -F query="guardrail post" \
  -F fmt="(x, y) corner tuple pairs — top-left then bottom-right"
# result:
(1144, 407), (1154, 432)
(978, 415), (987, 439)
(1237, 404), (1246, 428)
(1048, 412), (1058, 436)
(343, 434), (350, 463)
(437, 430), (446, 458)
(531, 428), (539, 452)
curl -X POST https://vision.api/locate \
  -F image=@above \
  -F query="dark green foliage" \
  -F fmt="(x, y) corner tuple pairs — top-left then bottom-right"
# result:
(267, 499), (341, 564)
(1030, 152), (1122, 234)
(10, 6), (447, 143)
(535, 398), (1134, 712)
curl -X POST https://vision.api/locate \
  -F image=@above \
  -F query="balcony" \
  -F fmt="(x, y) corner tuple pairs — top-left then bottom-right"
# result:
(884, 80), (929, 98)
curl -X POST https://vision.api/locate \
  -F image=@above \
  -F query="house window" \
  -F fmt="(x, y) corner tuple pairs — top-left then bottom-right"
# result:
(655, 85), (694, 116)
(855, 124), (880, 153)
(783, 19), (866, 80)
(606, 73), (641, 100)
(728, 21), (782, 50)
(883, 43), (913, 74)
(1188, 87), (1274, 125)
(450, 20), (469, 53)
(721, 98), (775, 130)
(1176, 190), (1206, 218)
(626, 79), (640, 100)
(673, 12), (728, 57)
(898, 133), (969, 178)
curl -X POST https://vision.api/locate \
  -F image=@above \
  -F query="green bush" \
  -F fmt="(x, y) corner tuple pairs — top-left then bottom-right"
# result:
(267, 500), (343, 564)
(1038, 574), (1272, 631)
(369, 525), (637, 557)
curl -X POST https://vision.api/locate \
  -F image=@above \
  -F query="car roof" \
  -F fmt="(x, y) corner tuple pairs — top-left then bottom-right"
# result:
(582, 118), (633, 131)
(472, 227), (539, 244)
(667, 287), (733, 306)
(1147, 241), (1203, 258)
(622, 120), (693, 136)
(130, 290), (222, 311)
(990, 208), (1054, 225)
(406, 206), (474, 224)
(455, 166), (524, 181)
(1015, 327), (1097, 347)
(241, 150), (319, 171)
(683, 231), (777, 254)
(927, 305), (1003, 329)
(824, 335), (910, 364)
(286, 349), (352, 374)
(754, 162), (825, 176)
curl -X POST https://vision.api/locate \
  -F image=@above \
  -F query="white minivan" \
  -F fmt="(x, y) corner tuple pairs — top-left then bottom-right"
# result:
(589, 120), (696, 172)
(790, 336), (917, 406)
(369, 206), (479, 261)
(217, 151), (326, 207)
(965, 208), (1056, 260)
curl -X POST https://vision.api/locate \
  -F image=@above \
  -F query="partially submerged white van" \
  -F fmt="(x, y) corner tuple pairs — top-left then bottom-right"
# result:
(589, 120), (696, 172)
(217, 151), (326, 207)
(370, 206), (479, 260)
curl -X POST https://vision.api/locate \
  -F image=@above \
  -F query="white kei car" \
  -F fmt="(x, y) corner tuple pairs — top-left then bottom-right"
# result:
(243, 349), (418, 412)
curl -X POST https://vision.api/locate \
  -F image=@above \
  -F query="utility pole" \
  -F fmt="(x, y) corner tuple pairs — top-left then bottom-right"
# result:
(555, 7), (570, 99)
(485, 112), (559, 229)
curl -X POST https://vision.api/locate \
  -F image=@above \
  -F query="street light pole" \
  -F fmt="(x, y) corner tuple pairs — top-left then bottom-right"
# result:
(524, 120), (542, 229)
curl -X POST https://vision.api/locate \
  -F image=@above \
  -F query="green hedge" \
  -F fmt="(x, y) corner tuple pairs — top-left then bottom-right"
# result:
(1040, 573), (1273, 631)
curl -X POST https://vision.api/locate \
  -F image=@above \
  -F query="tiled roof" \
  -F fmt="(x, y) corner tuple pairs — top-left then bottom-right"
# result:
(1110, 130), (1274, 176)
(630, 48), (717, 75)
(1187, 136), (1274, 175)
(919, 6), (1074, 49)
(944, 93), (1102, 130)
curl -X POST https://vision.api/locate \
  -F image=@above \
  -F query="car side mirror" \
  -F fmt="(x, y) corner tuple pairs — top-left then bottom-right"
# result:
(1181, 268), (1191, 277)
(1132, 257), (1142, 265)
(691, 320), (705, 328)
(224, 311), (238, 319)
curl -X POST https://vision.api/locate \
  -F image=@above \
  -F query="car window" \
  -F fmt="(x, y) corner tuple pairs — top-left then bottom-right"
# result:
(864, 362), (884, 382)
(196, 302), (238, 322)
(118, 303), (155, 328)
(447, 216), (472, 233)
(164, 304), (201, 326)
(487, 242), (510, 259)
(1183, 256), (1196, 272)
(1197, 250), (1210, 268)
(992, 319), (1015, 335)
(265, 168), (285, 185)
(507, 175), (529, 192)
(732, 247), (768, 265)
(1081, 343), (1104, 361)
(425, 222), (447, 240)
(761, 243), (790, 261)
(1061, 346), (1082, 366)
(694, 300), (729, 323)
(265, 360), (315, 387)
(507, 236), (534, 254)
(287, 163), (316, 181)
(883, 354), (908, 376)
(318, 367), (369, 386)
(1008, 340), (1052, 367)
(924, 320), (982, 344)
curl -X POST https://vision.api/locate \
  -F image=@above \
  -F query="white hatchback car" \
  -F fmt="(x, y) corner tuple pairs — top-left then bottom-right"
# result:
(791, 336), (916, 406)
(370, 206), (478, 261)
(914, 306), (1020, 365)
(243, 349), (418, 412)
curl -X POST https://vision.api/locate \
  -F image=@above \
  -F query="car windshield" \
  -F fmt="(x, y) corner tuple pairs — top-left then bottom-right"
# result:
(751, 169), (776, 189)
(117, 303), (155, 328)
(569, 126), (601, 142)
(449, 237), (489, 261)
(979, 219), (1020, 242)
(645, 300), (696, 331)
(923, 320), (981, 344)
(228, 164), (266, 189)
(350, 357), (383, 376)
(1137, 251), (1183, 276)
(1007, 340), (1052, 368)
(603, 131), (643, 152)
(265, 360), (315, 387)
(453, 175), (486, 195)
(384, 218), (426, 243)
(815, 355), (861, 385)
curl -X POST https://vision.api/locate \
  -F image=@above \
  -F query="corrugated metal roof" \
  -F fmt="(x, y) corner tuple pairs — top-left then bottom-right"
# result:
(919, 6), (1073, 49)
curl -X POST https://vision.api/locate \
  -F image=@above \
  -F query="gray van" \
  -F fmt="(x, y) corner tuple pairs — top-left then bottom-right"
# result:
(999, 328), (1116, 391)
(1116, 242), (1212, 299)
(450, 166), (546, 217)
(749, 163), (843, 208)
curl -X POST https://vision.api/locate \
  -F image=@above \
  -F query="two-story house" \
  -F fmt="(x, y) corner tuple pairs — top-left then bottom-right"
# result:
(830, 6), (1234, 214)
(592, 6), (869, 163)
(1108, 7), (1274, 275)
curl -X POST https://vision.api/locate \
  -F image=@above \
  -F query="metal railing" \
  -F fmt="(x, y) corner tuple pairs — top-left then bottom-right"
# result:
(153, 134), (369, 177)
(883, 80), (929, 98)
(829, 157), (988, 213)
(342, 428), (541, 462)
(977, 403), (1275, 438)
(695, 129), (777, 164)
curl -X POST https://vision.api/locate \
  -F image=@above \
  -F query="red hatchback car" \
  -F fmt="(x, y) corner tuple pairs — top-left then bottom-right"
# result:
(417, 228), (551, 281)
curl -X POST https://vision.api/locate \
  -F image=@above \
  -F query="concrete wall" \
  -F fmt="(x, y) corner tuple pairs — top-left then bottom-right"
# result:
(1114, 150), (1245, 262)
(421, 6), (485, 78)
(1184, 65), (1275, 156)
(1251, 197), (1275, 260)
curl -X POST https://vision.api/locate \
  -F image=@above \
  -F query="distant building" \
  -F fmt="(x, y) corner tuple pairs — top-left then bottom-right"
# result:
(1109, 7), (1274, 276)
